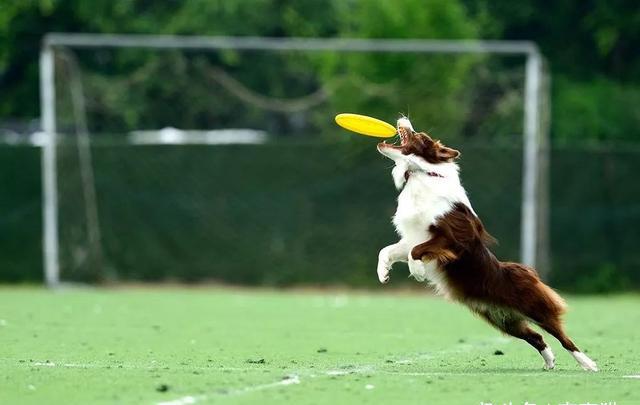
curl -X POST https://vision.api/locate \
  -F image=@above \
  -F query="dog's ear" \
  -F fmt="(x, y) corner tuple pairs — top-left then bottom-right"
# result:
(437, 145), (460, 161)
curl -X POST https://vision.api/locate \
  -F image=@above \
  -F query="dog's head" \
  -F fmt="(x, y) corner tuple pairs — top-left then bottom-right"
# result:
(377, 118), (460, 164)
(377, 118), (460, 190)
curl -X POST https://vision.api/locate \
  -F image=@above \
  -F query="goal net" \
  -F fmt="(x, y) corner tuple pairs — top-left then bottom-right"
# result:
(40, 34), (549, 286)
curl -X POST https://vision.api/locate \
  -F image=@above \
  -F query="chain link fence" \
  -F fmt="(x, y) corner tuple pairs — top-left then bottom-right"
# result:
(3, 141), (638, 291)
(56, 138), (523, 285)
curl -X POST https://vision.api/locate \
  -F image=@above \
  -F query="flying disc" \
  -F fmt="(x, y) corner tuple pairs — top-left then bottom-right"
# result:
(335, 113), (396, 138)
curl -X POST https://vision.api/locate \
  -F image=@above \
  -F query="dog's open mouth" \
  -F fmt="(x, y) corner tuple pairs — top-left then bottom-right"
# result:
(398, 126), (411, 146)
(378, 123), (415, 151)
(378, 123), (412, 152)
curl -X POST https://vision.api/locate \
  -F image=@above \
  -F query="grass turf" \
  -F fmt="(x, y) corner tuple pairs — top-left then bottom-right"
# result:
(0, 287), (638, 405)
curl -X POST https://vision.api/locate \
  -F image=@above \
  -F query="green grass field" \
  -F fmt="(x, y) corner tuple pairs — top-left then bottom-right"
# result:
(0, 287), (638, 404)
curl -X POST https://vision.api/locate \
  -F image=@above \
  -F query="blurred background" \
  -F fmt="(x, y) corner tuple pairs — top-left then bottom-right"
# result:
(0, 0), (638, 292)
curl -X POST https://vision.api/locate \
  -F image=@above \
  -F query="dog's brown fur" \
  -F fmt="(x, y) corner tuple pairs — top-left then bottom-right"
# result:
(413, 200), (580, 354)
(379, 124), (595, 368)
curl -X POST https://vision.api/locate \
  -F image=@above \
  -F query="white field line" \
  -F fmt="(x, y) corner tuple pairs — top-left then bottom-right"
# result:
(156, 375), (301, 405)
(622, 375), (640, 379)
(25, 358), (619, 382)
(153, 337), (509, 405)
(378, 370), (605, 378)
(15, 337), (613, 405)
(17, 336), (508, 373)
(24, 361), (254, 372)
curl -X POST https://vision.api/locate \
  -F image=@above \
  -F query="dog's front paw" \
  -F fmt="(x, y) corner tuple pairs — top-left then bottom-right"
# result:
(376, 262), (390, 284)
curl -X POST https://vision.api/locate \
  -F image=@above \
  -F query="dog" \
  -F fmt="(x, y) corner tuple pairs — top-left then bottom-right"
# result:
(376, 117), (597, 371)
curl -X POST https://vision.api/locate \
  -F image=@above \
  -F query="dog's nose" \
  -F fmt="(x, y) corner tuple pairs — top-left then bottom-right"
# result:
(397, 117), (414, 131)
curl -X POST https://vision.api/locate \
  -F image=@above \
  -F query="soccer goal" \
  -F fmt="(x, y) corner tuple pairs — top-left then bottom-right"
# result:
(39, 34), (549, 287)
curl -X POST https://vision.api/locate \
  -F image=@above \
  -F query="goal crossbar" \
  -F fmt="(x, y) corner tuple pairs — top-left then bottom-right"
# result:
(44, 33), (540, 55)
(39, 33), (546, 287)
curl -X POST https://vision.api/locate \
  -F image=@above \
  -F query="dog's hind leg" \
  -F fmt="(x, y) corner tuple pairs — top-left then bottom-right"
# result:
(537, 318), (598, 371)
(507, 321), (556, 370)
(476, 309), (555, 369)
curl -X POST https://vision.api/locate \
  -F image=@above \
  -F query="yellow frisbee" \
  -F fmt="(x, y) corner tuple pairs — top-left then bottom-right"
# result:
(335, 113), (396, 138)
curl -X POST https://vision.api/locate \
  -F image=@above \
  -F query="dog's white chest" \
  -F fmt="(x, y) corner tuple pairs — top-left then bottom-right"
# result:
(392, 176), (453, 245)
(391, 172), (465, 296)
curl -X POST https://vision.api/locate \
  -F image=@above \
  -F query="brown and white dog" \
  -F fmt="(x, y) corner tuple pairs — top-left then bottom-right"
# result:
(376, 117), (597, 371)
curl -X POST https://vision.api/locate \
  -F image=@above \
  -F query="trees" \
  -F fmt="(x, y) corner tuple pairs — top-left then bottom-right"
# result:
(317, 0), (481, 138)
(1, 0), (638, 141)
(465, 0), (640, 141)
(1, 0), (482, 138)
(0, 0), (342, 119)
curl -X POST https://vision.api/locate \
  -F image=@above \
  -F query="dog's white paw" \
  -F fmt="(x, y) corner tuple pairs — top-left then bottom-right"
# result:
(541, 347), (555, 370)
(407, 258), (428, 282)
(377, 263), (390, 284)
(377, 250), (392, 284)
(572, 351), (598, 372)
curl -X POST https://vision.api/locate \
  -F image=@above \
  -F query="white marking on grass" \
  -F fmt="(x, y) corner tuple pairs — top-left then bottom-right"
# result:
(29, 336), (513, 404)
(156, 375), (301, 405)
(623, 375), (640, 379)
(0, 319), (7, 326)
(365, 384), (375, 390)
(325, 365), (374, 376)
(25, 361), (265, 372)
(325, 370), (349, 376)
(317, 336), (508, 384)
(378, 370), (593, 378)
(157, 395), (199, 405)
(32, 361), (105, 369)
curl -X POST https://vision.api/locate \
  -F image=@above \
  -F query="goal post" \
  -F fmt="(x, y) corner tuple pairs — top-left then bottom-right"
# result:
(40, 44), (59, 287)
(39, 33), (549, 287)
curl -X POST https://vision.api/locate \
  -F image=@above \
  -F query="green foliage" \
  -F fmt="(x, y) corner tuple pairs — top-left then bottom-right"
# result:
(553, 76), (640, 142)
(0, 0), (341, 118)
(467, 0), (640, 81)
(572, 263), (630, 293)
(2, 0), (639, 142)
(2, 0), (489, 140)
(334, 0), (475, 39)
(316, 0), (480, 139)
(465, 0), (640, 141)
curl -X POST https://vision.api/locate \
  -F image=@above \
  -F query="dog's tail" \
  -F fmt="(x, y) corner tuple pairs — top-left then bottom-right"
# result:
(539, 282), (567, 315)
(499, 261), (567, 317)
